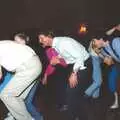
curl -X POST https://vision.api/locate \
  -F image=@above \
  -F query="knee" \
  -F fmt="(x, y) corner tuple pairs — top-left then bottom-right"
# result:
(93, 80), (102, 87)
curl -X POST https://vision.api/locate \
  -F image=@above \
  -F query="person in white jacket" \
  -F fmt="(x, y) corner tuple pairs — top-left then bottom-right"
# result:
(0, 40), (42, 120)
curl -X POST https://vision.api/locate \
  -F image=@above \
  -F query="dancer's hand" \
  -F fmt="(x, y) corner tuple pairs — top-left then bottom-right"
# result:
(0, 72), (2, 80)
(68, 72), (78, 88)
(42, 74), (48, 85)
(115, 24), (120, 31)
(104, 56), (114, 66)
(50, 56), (60, 65)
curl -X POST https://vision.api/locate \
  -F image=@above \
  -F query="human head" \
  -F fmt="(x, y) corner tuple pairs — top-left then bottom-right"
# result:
(91, 38), (106, 50)
(38, 31), (54, 48)
(88, 40), (102, 56)
(14, 33), (30, 45)
(91, 34), (113, 50)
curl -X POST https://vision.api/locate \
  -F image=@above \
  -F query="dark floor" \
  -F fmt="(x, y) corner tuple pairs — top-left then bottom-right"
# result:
(0, 84), (120, 120)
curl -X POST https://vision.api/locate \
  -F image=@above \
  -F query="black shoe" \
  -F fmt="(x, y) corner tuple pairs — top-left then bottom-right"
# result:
(83, 94), (91, 99)
(56, 104), (68, 112)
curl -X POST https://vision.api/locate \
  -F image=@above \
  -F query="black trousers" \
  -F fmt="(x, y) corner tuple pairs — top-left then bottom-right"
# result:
(67, 58), (95, 120)
(46, 65), (68, 106)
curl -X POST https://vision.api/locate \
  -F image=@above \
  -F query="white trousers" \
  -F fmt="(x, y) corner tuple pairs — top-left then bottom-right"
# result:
(0, 55), (42, 120)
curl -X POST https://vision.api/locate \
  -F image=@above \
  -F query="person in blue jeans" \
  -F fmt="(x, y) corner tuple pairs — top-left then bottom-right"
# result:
(85, 55), (102, 98)
(87, 37), (120, 109)
(2, 33), (43, 120)
(84, 41), (102, 98)
(85, 40), (119, 103)
(25, 80), (43, 120)
(2, 72), (43, 120)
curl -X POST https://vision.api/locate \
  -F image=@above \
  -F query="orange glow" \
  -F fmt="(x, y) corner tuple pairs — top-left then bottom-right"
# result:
(79, 25), (87, 33)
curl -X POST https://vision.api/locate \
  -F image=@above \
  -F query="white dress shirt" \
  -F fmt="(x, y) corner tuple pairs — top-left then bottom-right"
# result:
(0, 40), (36, 71)
(52, 37), (90, 72)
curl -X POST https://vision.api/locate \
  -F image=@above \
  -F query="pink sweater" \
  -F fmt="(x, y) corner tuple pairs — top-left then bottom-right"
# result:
(45, 48), (67, 76)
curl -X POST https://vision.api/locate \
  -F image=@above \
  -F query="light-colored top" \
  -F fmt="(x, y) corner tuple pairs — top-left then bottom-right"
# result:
(103, 37), (120, 62)
(52, 37), (90, 72)
(0, 40), (36, 71)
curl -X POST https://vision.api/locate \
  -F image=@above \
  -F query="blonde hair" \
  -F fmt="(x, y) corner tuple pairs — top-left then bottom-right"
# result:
(89, 39), (101, 56)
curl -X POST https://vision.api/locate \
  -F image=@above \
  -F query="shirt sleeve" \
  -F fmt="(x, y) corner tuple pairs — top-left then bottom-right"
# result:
(46, 47), (67, 67)
(61, 41), (89, 72)
(112, 37), (120, 59)
(59, 58), (68, 67)
(44, 64), (55, 76)
(46, 48), (58, 60)
(45, 47), (67, 76)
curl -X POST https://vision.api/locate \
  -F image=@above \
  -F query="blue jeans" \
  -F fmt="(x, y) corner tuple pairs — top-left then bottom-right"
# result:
(108, 65), (119, 93)
(0, 72), (42, 120)
(0, 72), (12, 93)
(85, 56), (102, 98)
(25, 81), (42, 120)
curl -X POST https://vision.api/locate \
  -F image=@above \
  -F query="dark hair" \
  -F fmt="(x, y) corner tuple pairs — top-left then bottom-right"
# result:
(102, 35), (114, 42)
(91, 32), (114, 42)
(14, 33), (30, 44)
(38, 31), (55, 38)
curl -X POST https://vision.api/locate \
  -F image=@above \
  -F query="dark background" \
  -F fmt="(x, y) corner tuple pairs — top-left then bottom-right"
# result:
(0, 0), (119, 40)
(0, 1), (120, 119)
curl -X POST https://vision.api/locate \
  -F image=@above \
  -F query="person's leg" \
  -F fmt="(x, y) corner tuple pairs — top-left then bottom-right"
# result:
(55, 65), (68, 110)
(92, 88), (100, 98)
(0, 72), (13, 93)
(108, 65), (118, 94)
(67, 69), (92, 120)
(108, 65), (119, 109)
(0, 55), (42, 120)
(85, 56), (102, 98)
(25, 81), (43, 120)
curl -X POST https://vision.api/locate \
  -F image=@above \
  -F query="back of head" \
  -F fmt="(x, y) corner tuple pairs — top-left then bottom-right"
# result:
(14, 33), (30, 45)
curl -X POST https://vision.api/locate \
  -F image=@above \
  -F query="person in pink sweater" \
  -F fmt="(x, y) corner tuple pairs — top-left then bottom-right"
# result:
(42, 47), (67, 85)
(42, 47), (68, 111)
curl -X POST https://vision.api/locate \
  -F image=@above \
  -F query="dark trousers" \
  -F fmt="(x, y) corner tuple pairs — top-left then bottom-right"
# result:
(67, 58), (95, 120)
(46, 65), (68, 106)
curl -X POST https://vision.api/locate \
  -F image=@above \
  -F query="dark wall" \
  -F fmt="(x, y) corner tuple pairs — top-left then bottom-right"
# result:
(0, 0), (119, 40)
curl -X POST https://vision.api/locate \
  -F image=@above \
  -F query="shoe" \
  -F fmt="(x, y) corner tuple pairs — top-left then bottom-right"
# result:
(59, 105), (68, 112)
(110, 92), (119, 109)
(110, 103), (119, 109)
(83, 94), (91, 99)
(56, 104), (68, 112)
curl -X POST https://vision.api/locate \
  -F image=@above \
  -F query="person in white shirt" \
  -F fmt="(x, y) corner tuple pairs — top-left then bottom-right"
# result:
(0, 40), (42, 120)
(38, 32), (93, 120)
